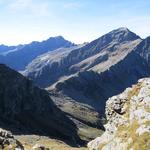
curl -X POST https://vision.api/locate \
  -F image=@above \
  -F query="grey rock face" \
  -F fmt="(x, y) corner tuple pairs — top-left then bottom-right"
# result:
(0, 64), (81, 145)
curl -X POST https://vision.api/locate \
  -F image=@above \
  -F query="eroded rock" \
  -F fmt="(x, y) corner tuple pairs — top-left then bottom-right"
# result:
(88, 78), (150, 150)
(0, 128), (24, 150)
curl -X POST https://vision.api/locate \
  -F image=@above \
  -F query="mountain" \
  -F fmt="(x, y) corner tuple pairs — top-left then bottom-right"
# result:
(0, 44), (20, 54)
(23, 44), (86, 87)
(0, 36), (74, 70)
(24, 27), (141, 88)
(88, 78), (150, 150)
(0, 64), (81, 145)
(22, 27), (149, 142)
(48, 48), (150, 114)
(135, 36), (150, 64)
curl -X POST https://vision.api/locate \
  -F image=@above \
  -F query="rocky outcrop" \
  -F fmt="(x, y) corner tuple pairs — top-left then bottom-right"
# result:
(0, 128), (24, 149)
(88, 78), (150, 150)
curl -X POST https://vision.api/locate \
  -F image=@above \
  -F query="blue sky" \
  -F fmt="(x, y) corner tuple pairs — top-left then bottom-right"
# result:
(0, 0), (150, 45)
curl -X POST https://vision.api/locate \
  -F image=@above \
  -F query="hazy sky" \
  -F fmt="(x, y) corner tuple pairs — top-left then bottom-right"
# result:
(0, 0), (150, 45)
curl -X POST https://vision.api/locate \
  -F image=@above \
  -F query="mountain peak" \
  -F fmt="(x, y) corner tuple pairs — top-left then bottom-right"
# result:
(107, 27), (141, 42)
(115, 27), (129, 31)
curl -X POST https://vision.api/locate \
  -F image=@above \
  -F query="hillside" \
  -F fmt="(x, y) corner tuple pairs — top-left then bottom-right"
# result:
(0, 64), (81, 145)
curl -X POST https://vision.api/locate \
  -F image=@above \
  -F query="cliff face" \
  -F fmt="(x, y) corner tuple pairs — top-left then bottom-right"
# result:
(88, 78), (150, 150)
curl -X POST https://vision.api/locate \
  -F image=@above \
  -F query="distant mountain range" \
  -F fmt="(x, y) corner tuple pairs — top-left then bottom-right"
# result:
(0, 36), (74, 70)
(88, 78), (150, 150)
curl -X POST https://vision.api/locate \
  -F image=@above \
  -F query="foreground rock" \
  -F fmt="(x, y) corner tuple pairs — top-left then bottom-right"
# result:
(88, 78), (150, 150)
(0, 128), (24, 149)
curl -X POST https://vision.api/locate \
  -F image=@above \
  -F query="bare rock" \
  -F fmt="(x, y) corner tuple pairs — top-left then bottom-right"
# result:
(0, 128), (24, 150)
(88, 78), (150, 150)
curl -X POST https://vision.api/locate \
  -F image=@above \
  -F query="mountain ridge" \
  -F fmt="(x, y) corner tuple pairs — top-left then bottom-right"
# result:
(0, 36), (74, 70)
(24, 27), (141, 88)
(88, 78), (150, 150)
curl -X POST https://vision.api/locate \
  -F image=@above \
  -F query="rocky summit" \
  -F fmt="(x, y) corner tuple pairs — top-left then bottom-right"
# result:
(88, 78), (150, 150)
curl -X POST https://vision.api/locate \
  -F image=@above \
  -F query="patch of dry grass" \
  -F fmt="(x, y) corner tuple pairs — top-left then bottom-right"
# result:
(16, 135), (87, 150)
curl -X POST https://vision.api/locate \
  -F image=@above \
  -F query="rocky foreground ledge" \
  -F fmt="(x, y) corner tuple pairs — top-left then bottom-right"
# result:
(88, 78), (150, 150)
(0, 128), (24, 149)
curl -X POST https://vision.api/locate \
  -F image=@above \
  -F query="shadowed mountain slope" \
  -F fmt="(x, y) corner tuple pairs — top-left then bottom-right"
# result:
(0, 64), (82, 145)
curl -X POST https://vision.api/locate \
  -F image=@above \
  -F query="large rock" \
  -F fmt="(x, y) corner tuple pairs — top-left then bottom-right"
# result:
(88, 78), (150, 150)
(0, 128), (24, 150)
